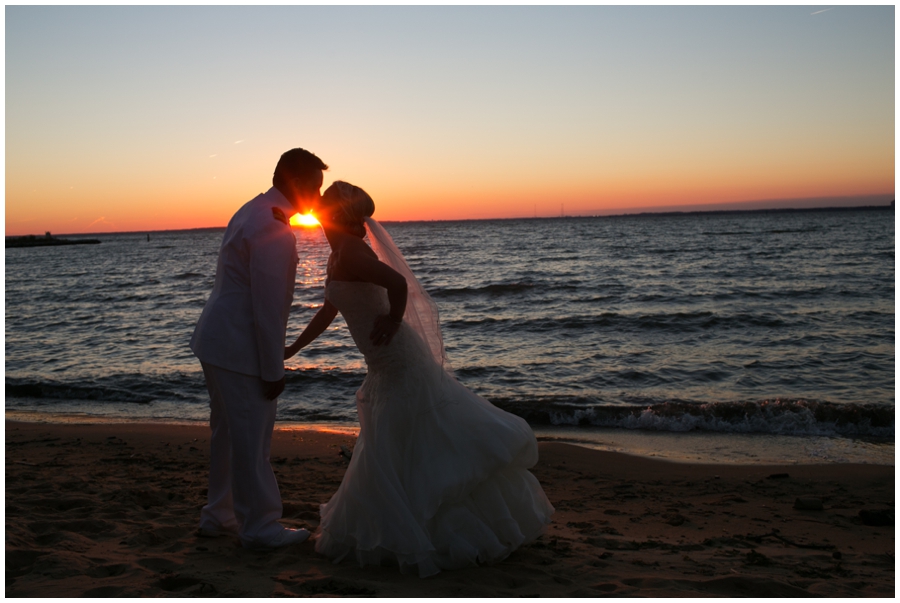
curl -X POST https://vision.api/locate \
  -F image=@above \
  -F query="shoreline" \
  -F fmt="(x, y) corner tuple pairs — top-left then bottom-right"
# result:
(6, 409), (894, 466)
(6, 419), (894, 596)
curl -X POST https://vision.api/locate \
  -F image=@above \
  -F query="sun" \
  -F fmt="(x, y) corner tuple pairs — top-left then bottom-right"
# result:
(289, 212), (320, 227)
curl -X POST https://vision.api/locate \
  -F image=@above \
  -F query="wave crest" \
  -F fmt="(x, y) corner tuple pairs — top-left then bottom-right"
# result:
(490, 397), (894, 439)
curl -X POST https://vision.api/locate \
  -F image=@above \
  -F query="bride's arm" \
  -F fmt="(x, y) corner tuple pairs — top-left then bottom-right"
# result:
(340, 238), (408, 345)
(284, 299), (339, 359)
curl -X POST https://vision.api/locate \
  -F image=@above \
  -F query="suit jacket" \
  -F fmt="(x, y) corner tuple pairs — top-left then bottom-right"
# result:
(191, 187), (299, 382)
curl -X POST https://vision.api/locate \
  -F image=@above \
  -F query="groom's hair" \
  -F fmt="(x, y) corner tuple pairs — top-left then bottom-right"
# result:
(273, 148), (328, 190)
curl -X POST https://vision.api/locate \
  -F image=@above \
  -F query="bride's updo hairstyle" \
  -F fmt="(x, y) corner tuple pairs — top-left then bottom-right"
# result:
(321, 181), (375, 238)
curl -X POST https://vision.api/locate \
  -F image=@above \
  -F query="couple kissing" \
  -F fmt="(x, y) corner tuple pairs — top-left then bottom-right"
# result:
(190, 147), (554, 577)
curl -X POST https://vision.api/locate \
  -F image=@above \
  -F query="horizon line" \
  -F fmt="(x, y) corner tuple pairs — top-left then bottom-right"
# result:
(9, 200), (893, 239)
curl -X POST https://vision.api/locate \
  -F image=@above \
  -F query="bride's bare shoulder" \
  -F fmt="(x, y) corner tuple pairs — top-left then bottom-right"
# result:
(327, 234), (379, 283)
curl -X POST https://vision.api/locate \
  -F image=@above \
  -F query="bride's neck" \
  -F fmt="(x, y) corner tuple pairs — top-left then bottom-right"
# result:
(322, 225), (345, 248)
(323, 225), (359, 253)
(322, 222), (365, 242)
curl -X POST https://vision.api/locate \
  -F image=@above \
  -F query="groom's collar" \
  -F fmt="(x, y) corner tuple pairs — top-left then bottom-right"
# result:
(264, 186), (296, 212)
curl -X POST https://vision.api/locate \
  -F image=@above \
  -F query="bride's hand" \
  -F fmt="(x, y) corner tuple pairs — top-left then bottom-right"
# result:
(370, 314), (401, 346)
(284, 300), (339, 359)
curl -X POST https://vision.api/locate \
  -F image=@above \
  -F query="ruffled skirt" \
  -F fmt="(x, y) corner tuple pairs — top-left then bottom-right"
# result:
(315, 370), (554, 578)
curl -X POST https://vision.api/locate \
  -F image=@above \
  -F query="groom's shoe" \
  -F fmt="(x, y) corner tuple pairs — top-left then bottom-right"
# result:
(245, 528), (310, 550)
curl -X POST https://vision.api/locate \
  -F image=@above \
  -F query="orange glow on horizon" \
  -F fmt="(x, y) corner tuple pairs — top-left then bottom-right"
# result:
(289, 212), (320, 228)
(2, 173), (893, 236)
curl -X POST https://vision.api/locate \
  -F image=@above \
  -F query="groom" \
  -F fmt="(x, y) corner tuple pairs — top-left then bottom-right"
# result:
(190, 147), (327, 549)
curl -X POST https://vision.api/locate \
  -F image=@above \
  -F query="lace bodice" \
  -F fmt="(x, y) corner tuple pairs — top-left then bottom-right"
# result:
(324, 280), (425, 373)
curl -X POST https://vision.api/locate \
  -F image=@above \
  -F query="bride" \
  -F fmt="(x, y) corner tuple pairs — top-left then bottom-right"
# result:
(285, 181), (554, 577)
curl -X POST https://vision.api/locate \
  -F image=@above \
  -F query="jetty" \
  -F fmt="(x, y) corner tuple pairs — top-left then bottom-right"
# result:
(6, 232), (101, 248)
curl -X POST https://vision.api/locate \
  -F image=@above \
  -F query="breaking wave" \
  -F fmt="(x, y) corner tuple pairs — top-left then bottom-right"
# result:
(489, 397), (894, 439)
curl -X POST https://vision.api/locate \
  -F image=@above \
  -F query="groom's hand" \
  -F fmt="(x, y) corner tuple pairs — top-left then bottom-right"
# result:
(262, 377), (285, 400)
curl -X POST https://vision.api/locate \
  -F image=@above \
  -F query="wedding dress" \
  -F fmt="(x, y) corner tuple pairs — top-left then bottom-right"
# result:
(314, 279), (555, 577)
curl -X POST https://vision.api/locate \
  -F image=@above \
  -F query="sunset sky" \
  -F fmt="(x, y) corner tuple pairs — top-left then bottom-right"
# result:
(6, 5), (895, 235)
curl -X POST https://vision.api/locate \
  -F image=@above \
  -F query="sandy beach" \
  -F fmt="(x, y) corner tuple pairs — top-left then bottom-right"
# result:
(6, 420), (894, 597)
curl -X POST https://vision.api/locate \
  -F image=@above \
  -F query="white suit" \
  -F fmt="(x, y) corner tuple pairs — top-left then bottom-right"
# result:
(190, 186), (298, 547)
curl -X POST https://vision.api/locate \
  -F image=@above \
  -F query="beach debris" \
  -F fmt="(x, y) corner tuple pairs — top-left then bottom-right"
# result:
(663, 513), (686, 526)
(745, 549), (771, 566)
(339, 445), (353, 460)
(859, 508), (894, 526)
(704, 528), (835, 552)
(566, 521), (594, 530)
(763, 530), (834, 551)
(794, 497), (824, 511)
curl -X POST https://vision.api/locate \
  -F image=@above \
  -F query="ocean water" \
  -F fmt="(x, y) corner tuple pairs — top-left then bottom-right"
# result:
(5, 208), (895, 462)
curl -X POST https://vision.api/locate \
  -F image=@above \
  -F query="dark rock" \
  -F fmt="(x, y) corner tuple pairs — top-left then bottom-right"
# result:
(745, 550), (771, 566)
(664, 513), (686, 526)
(859, 508), (894, 526)
(794, 497), (824, 511)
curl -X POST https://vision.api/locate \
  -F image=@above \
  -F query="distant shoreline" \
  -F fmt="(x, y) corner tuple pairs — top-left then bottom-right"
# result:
(9, 203), (893, 238)
(5, 234), (102, 248)
(582, 203), (895, 219)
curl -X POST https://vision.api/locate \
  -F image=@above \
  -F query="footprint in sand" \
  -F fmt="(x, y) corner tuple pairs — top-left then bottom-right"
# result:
(86, 563), (130, 578)
(6, 549), (45, 579)
(82, 586), (127, 597)
(138, 557), (182, 573)
(156, 575), (203, 592)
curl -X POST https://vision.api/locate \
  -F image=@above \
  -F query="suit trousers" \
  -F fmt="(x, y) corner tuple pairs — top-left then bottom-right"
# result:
(199, 362), (284, 547)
